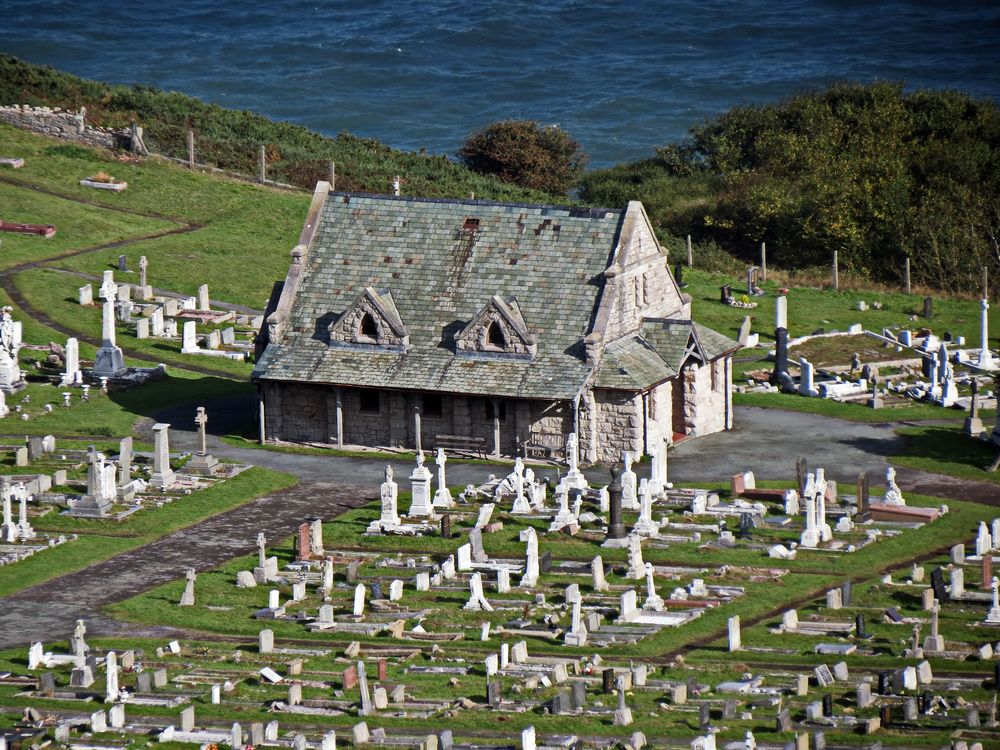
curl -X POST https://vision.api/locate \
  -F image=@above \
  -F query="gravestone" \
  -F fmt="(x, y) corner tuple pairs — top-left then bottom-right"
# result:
(856, 473), (870, 521)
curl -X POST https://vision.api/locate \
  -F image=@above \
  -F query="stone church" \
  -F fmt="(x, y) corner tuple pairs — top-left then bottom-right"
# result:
(252, 183), (739, 464)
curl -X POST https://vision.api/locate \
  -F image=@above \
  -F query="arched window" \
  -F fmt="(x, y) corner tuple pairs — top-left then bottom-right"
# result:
(487, 320), (506, 350)
(359, 313), (378, 340)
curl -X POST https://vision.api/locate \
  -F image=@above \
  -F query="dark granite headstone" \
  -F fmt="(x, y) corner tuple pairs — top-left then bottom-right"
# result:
(880, 704), (893, 727)
(930, 567), (948, 603)
(822, 694), (833, 717)
(377, 658), (387, 681)
(487, 680), (502, 707)
(841, 581), (852, 607)
(856, 473), (870, 521)
(995, 663), (1000, 692)
(440, 513), (452, 539)
(796, 457), (808, 496)
(602, 668), (615, 694)
(773, 327), (789, 382)
(738, 512), (752, 540)
(923, 296), (933, 318)
(699, 702), (711, 729)
(878, 671), (892, 696)
(539, 551), (553, 574)
(920, 691), (932, 714)
(720, 284), (732, 304)
(943, 330), (953, 342)
(855, 614), (868, 639)
(891, 670), (904, 693)
(884, 607), (902, 623)
(675, 263), (687, 288)
(370, 580), (383, 600)
(606, 464), (627, 541)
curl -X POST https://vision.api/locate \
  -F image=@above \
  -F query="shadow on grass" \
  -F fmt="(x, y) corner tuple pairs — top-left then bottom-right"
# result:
(107, 373), (254, 436)
(897, 426), (997, 474)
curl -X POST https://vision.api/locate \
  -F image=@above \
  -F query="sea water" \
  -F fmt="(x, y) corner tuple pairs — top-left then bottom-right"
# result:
(1, 0), (997, 167)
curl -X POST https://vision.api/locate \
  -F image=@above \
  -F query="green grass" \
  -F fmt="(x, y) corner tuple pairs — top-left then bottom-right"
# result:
(733, 390), (994, 424)
(891, 425), (1000, 485)
(0, 466), (296, 597)
(12, 267), (254, 377)
(0, 181), (176, 267)
(0, 369), (251, 436)
(684, 268), (994, 345)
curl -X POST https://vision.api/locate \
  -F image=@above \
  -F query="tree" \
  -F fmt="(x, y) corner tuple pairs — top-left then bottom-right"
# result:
(458, 120), (587, 195)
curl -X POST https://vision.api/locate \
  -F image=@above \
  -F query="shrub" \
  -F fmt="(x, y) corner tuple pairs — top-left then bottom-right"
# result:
(458, 120), (587, 195)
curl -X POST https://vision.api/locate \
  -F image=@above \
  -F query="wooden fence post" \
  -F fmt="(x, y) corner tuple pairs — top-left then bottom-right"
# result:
(760, 241), (767, 284)
(832, 250), (839, 291)
(258, 145), (266, 184)
(686, 235), (693, 267)
(904, 257), (911, 294)
(187, 130), (194, 169)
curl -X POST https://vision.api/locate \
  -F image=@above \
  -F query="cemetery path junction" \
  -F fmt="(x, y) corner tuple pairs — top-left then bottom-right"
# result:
(0, 404), (995, 650)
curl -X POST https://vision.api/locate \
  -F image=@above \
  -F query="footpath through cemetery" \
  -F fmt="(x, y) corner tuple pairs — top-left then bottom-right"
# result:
(1, 123), (1000, 750)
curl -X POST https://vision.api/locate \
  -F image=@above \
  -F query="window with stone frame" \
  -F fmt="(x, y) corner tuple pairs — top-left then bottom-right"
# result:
(358, 312), (379, 342)
(455, 296), (537, 359)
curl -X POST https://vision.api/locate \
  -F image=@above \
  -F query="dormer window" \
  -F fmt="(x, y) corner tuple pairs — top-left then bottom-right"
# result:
(328, 287), (409, 352)
(486, 320), (507, 350)
(455, 295), (537, 360)
(359, 313), (379, 341)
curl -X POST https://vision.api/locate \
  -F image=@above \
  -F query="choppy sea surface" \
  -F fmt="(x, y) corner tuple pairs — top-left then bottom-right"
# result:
(1, 0), (998, 168)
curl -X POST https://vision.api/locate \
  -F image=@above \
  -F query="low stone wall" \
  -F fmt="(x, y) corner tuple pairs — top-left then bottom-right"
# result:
(0, 105), (133, 150)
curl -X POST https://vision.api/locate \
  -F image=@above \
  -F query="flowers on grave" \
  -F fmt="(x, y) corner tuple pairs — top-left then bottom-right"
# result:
(87, 171), (123, 184)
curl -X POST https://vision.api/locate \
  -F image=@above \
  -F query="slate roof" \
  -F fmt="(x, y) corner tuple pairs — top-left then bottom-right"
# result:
(594, 319), (741, 390)
(254, 193), (624, 400)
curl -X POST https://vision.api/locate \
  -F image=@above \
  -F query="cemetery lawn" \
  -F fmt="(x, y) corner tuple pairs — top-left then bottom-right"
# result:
(0, 124), (308, 306)
(0, 466), (295, 598)
(733, 390), (995, 424)
(107, 488), (990, 661)
(0, 370), (251, 437)
(12, 266), (254, 377)
(890, 425), (1000, 485)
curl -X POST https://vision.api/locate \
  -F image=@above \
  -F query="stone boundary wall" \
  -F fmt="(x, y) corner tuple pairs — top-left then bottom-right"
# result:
(0, 105), (130, 150)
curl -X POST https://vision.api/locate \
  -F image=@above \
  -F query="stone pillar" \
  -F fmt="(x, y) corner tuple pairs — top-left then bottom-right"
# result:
(980, 299), (993, 368)
(150, 423), (176, 489)
(492, 398), (501, 459)
(257, 390), (266, 445)
(605, 464), (627, 544)
(413, 401), (422, 453)
(335, 387), (344, 446)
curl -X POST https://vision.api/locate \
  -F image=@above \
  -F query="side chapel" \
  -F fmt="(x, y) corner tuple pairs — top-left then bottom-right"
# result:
(252, 183), (740, 463)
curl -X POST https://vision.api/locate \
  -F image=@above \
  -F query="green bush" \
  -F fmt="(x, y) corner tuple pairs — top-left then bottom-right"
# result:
(458, 120), (588, 195)
(583, 82), (1000, 293)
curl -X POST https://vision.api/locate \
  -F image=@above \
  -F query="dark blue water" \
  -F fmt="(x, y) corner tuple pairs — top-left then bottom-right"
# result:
(2, 0), (998, 167)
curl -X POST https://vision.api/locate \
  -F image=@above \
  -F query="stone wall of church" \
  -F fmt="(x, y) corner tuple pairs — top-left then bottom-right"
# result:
(591, 389), (644, 464)
(262, 382), (573, 456)
(679, 358), (731, 437)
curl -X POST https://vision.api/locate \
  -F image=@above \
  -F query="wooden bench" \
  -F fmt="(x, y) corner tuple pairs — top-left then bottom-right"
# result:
(524, 442), (565, 462)
(434, 434), (489, 459)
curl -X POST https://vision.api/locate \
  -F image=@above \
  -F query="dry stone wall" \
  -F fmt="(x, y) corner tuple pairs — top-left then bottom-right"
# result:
(0, 105), (133, 150)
